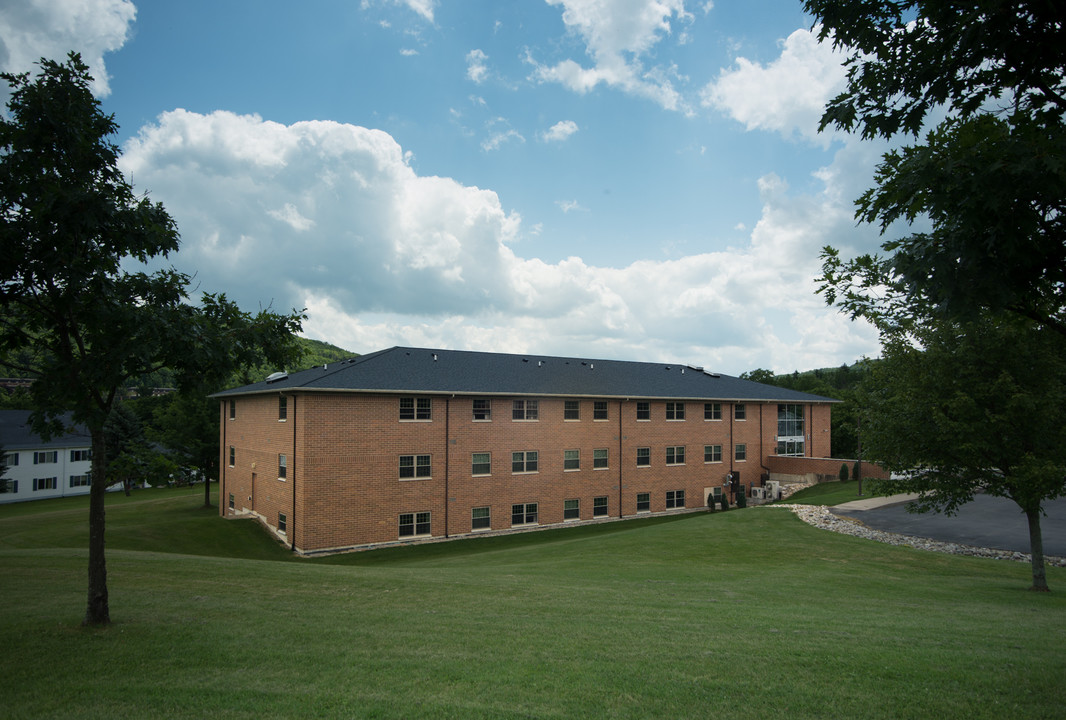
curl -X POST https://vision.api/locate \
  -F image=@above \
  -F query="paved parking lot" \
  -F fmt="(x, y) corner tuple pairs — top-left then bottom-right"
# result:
(833, 494), (1066, 557)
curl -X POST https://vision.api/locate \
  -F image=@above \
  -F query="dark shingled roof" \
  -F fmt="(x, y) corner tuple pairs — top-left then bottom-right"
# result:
(214, 346), (839, 403)
(0, 410), (91, 450)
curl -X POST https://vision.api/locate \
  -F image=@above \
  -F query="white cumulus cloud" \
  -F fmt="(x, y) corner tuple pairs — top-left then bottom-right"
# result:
(119, 110), (879, 373)
(540, 120), (580, 142)
(701, 26), (849, 146)
(0, 0), (135, 97)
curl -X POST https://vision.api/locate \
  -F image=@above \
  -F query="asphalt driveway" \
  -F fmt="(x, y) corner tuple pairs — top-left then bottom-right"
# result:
(831, 494), (1066, 557)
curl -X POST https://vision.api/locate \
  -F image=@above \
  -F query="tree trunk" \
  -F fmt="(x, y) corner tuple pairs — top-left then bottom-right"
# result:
(84, 428), (111, 626)
(1025, 507), (1049, 592)
(204, 473), (211, 508)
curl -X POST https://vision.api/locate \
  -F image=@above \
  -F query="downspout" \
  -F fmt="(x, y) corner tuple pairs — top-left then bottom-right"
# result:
(445, 397), (450, 538)
(220, 401), (226, 514)
(618, 400), (624, 519)
(291, 395), (297, 552)
(760, 403), (770, 485)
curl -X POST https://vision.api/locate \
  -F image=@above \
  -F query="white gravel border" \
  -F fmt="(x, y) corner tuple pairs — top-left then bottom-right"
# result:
(764, 503), (1066, 568)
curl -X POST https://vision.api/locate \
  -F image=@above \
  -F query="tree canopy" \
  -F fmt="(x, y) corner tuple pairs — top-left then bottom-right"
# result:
(0, 54), (304, 625)
(808, 0), (1066, 336)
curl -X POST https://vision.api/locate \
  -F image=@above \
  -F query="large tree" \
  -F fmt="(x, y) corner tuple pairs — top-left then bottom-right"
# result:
(807, 0), (1066, 335)
(0, 54), (304, 625)
(859, 315), (1066, 591)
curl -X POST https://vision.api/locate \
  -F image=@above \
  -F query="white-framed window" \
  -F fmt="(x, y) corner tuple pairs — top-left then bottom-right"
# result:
(278, 513), (287, 534)
(278, 396), (287, 421)
(777, 404), (805, 456)
(278, 454), (287, 480)
(511, 503), (538, 526)
(636, 492), (650, 512)
(564, 400), (580, 420)
(593, 496), (608, 517)
(512, 399), (538, 421)
(666, 490), (685, 509)
(512, 451), (538, 473)
(735, 444), (747, 462)
(399, 511), (431, 537)
(564, 498), (580, 520)
(472, 506), (491, 530)
(1, 479), (17, 493)
(472, 452), (491, 476)
(594, 401), (608, 420)
(564, 449), (580, 471)
(636, 402), (650, 420)
(473, 399), (491, 421)
(593, 448), (609, 469)
(636, 447), (651, 467)
(400, 397), (432, 421)
(69, 475), (90, 488)
(33, 451), (58, 465)
(3, 453), (18, 467)
(704, 445), (722, 463)
(229, 399), (236, 420)
(666, 402), (685, 421)
(704, 403), (721, 421)
(666, 446), (685, 465)
(33, 477), (58, 491)
(735, 404), (746, 421)
(399, 454), (432, 479)
(70, 449), (91, 462)
(228, 493), (234, 510)
(229, 446), (235, 467)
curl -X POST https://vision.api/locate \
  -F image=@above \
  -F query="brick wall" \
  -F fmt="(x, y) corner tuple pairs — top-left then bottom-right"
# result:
(765, 455), (890, 483)
(221, 394), (838, 553)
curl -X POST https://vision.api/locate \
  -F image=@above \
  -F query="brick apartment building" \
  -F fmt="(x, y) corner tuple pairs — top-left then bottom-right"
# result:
(215, 346), (838, 554)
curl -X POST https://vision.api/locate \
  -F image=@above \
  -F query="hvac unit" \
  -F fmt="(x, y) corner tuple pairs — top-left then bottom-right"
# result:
(751, 487), (766, 500)
(767, 481), (780, 499)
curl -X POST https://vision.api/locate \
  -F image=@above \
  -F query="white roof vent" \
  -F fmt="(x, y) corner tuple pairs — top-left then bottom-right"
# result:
(265, 371), (288, 383)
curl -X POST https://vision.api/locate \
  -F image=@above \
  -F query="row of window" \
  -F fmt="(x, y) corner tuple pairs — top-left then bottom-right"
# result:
(398, 444), (749, 480)
(230, 396), (797, 430)
(232, 441), (762, 482)
(399, 491), (688, 537)
(3, 450), (92, 466)
(396, 398), (752, 423)
(0, 475), (90, 494)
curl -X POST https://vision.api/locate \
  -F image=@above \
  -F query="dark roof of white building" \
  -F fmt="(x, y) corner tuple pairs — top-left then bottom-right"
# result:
(214, 346), (839, 403)
(0, 410), (91, 450)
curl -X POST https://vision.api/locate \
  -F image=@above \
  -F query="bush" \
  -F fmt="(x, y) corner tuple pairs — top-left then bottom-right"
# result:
(736, 488), (747, 509)
(839, 463), (850, 482)
(720, 494), (729, 511)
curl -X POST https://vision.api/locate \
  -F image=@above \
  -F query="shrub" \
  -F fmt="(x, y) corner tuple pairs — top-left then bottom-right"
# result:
(839, 463), (850, 482)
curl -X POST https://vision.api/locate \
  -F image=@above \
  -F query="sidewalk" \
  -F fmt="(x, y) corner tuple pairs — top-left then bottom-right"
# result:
(832, 493), (921, 512)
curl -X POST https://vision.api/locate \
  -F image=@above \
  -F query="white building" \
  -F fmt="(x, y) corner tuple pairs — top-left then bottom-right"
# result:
(0, 410), (93, 504)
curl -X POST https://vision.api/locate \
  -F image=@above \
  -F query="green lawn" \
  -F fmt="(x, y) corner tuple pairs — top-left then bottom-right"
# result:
(782, 479), (883, 506)
(2, 487), (1064, 719)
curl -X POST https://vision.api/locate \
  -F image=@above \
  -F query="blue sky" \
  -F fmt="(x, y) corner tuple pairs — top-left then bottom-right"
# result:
(1, 0), (892, 374)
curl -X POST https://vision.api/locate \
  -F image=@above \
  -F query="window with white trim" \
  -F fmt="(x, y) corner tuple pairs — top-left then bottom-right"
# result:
(473, 399), (491, 421)
(69, 475), (90, 488)
(278, 513), (287, 534)
(399, 454), (431, 479)
(666, 446), (685, 465)
(593, 448), (608, 469)
(593, 496), (608, 517)
(472, 452), (491, 476)
(511, 503), (538, 526)
(636, 492), (650, 512)
(666, 402), (685, 420)
(704, 445), (722, 463)
(512, 451), (538, 473)
(564, 449), (580, 471)
(70, 449), (91, 462)
(564, 400), (580, 420)
(33, 451), (57, 465)
(278, 396), (287, 421)
(735, 404), (746, 420)
(33, 477), (57, 491)
(735, 444), (747, 462)
(636, 447), (651, 467)
(472, 506), (490, 530)
(512, 399), (538, 421)
(400, 397), (432, 421)
(564, 498), (580, 520)
(636, 402), (650, 420)
(399, 511), (431, 537)
(704, 403), (721, 421)
(278, 454), (287, 480)
(666, 490), (685, 509)
(594, 401), (608, 420)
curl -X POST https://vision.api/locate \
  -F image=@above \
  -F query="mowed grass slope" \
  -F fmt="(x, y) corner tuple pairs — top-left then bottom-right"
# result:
(2, 488), (1064, 719)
